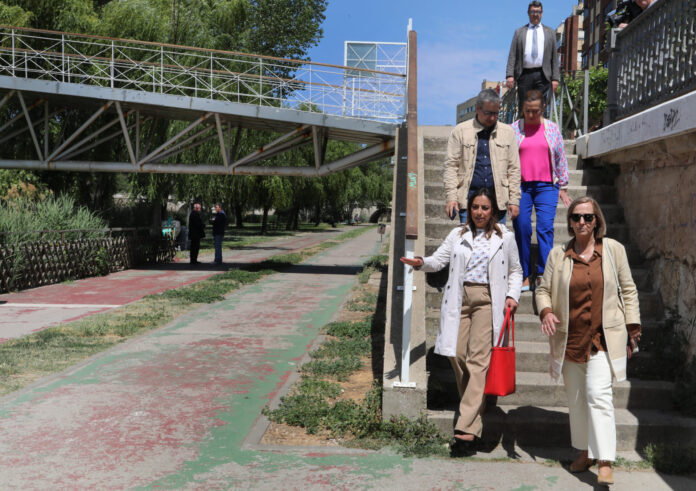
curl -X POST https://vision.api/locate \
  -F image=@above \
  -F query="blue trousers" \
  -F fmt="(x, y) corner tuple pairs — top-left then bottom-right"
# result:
(213, 234), (223, 263)
(513, 182), (559, 279)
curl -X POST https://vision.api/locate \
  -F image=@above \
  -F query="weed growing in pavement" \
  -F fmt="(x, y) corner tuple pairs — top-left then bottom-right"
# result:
(266, 252), (451, 458)
(0, 226), (377, 396)
(323, 318), (372, 338)
(643, 443), (696, 475)
(358, 254), (388, 284)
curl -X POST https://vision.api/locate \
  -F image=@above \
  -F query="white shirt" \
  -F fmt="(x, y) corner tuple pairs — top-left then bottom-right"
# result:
(463, 229), (490, 284)
(523, 23), (544, 68)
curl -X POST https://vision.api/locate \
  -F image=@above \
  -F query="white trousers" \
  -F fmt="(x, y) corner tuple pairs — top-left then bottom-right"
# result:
(562, 351), (616, 461)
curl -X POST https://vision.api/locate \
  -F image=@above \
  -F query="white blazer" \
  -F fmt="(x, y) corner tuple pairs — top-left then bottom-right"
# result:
(420, 225), (523, 357)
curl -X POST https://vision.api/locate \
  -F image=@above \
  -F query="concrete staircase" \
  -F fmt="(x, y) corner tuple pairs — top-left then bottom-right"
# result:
(419, 126), (696, 452)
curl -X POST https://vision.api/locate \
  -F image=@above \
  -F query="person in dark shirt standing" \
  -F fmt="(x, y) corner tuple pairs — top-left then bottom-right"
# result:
(210, 203), (227, 265)
(188, 202), (205, 265)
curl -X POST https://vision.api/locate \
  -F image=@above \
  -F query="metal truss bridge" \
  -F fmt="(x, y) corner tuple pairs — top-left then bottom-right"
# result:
(0, 26), (410, 176)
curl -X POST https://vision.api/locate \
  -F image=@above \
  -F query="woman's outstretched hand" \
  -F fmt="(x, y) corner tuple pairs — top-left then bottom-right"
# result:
(400, 257), (423, 268)
(541, 311), (560, 336)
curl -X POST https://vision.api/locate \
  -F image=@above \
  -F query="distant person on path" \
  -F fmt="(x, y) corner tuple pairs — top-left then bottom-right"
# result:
(188, 202), (205, 265)
(444, 89), (521, 225)
(506, 1), (560, 113)
(402, 188), (522, 444)
(535, 197), (641, 487)
(210, 203), (227, 264)
(511, 90), (571, 292)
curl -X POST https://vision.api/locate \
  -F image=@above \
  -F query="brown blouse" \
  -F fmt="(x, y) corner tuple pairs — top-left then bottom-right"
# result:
(564, 240), (606, 362)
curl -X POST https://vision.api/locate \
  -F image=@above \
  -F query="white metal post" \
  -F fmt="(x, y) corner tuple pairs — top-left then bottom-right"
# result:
(394, 237), (416, 387)
(583, 70), (589, 135)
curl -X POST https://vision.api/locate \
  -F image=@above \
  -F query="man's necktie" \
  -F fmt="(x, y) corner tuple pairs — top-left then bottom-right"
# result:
(532, 25), (539, 60)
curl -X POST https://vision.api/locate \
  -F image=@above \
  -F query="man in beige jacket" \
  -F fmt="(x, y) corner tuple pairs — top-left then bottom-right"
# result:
(444, 89), (521, 223)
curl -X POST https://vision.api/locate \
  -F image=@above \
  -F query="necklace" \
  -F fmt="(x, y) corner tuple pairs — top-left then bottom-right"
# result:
(575, 240), (595, 260)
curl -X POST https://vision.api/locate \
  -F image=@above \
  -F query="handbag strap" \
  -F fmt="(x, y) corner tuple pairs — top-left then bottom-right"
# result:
(494, 307), (515, 348)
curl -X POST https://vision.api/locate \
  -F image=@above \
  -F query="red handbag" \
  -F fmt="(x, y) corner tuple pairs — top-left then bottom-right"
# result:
(484, 308), (516, 396)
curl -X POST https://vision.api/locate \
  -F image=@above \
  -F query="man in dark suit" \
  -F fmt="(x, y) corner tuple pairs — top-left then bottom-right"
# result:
(505, 1), (560, 113)
(188, 202), (205, 265)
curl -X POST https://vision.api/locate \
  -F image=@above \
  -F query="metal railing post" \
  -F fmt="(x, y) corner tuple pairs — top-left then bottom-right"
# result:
(583, 69), (589, 135)
(604, 28), (620, 126)
(394, 27), (418, 389)
(110, 41), (114, 89)
(11, 29), (15, 77)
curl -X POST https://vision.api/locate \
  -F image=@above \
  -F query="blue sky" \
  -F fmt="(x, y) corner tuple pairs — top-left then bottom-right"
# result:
(308, 0), (580, 125)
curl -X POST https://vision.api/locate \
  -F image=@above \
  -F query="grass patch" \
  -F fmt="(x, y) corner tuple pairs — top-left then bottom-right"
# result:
(358, 254), (388, 283)
(0, 225), (376, 396)
(643, 443), (696, 475)
(265, 252), (450, 458)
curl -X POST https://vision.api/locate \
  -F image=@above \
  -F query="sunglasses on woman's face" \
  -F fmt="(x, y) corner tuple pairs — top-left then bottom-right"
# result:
(570, 213), (595, 223)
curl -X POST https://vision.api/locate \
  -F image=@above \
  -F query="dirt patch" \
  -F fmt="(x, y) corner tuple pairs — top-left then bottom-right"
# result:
(260, 422), (340, 447)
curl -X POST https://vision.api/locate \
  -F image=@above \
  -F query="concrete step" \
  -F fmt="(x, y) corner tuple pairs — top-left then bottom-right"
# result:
(426, 405), (696, 450)
(425, 333), (658, 375)
(425, 312), (664, 347)
(424, 219), (630, 246)
(424, 288), (662, 318)
(428, 370), (676, 410)
(423, 168), (602, 188)
(423, 136), (449, 152)
(425, 184), (618, 204)
(423, 199), (625, 225)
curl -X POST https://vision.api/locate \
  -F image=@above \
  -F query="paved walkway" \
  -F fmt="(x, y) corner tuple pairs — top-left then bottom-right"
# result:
(0, 227), (356, 343)
(0, 230), (693, 489)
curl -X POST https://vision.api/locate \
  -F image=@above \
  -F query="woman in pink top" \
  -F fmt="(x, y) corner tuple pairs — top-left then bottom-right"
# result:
(511, 90), (571, 291)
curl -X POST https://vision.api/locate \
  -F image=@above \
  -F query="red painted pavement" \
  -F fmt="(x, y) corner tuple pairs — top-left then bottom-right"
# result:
(0, 228), (352, 342)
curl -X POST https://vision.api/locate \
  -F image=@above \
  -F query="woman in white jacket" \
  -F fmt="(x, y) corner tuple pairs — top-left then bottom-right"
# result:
(402, 188), (522, 442)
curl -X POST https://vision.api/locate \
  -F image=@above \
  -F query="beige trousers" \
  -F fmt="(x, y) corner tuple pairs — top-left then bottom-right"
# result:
(449, 285), (493, 437)
(562, 351), (616, 461)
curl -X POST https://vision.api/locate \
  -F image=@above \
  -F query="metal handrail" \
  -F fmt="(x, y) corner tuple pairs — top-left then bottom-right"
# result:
(0, 26), (407, 123)
(607, 0), (696, 122)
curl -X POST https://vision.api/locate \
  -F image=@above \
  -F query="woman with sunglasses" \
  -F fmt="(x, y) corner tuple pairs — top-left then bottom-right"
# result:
(511, 90), (571, 292)
(401, 188), (522, 444)
(535, 197), (641, 486)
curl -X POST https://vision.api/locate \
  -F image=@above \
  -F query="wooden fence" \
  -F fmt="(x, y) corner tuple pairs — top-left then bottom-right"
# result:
(0, 229), (175, 293)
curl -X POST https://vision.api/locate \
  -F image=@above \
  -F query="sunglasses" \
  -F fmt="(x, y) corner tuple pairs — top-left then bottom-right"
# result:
(570, 213), (595, 223)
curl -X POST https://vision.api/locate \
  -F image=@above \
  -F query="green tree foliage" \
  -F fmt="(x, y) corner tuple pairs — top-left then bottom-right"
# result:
(0, 0), (391, 232)
(560, 66), (608, 133)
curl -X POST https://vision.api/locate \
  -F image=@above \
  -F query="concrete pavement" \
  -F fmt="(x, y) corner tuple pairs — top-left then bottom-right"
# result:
(0, 229), (693, 489)
(0, 227), (355, 343)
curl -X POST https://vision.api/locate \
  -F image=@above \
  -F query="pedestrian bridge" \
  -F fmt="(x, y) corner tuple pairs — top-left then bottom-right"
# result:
(0, 26), (409, 176)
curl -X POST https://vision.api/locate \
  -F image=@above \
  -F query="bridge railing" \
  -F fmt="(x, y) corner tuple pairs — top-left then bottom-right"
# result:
(0, 26), (407, 123)
(606, 0), (696, 122)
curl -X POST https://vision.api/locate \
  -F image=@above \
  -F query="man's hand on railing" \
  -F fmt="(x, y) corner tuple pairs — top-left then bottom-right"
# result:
(505, 77), (515, 90)
(551, 80), (559, 93)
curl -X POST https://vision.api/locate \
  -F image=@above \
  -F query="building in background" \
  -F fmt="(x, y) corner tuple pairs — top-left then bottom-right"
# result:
(582, 0), (617, 68)
(456, 80), (508, 124)
(557, 1), (584, 73)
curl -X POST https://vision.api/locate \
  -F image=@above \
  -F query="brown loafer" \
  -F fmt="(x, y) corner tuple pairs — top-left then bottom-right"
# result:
(597, 466), (614, 485)
(569, 457), (595, 473)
